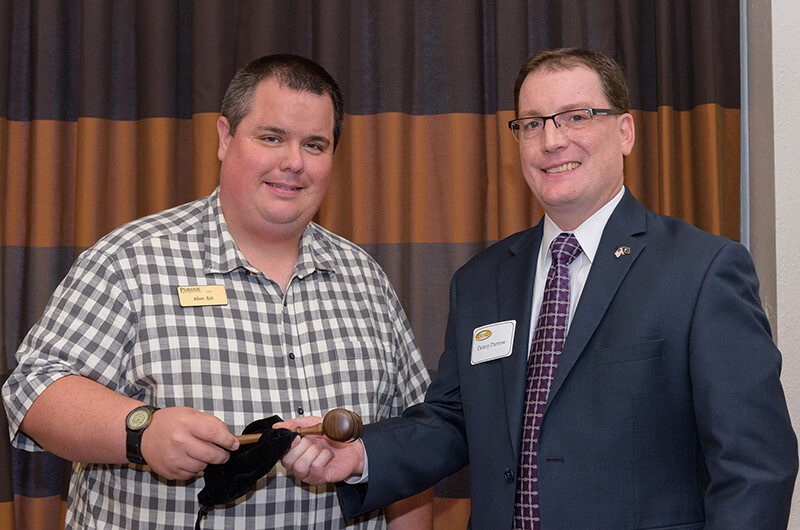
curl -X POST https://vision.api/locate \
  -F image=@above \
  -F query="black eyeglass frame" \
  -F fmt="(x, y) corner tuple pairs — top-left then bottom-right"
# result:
(507, 108), (623, 140)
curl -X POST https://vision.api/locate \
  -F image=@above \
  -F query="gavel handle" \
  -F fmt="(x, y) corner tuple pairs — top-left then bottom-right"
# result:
(235, 424), (323, 445)
(234, 433), (262, 445)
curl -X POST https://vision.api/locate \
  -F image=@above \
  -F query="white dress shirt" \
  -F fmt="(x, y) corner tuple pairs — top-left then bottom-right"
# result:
(528, 186), (625, 350)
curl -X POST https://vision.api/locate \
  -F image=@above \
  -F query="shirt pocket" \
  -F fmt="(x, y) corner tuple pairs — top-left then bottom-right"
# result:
(311, 337), (396, 420)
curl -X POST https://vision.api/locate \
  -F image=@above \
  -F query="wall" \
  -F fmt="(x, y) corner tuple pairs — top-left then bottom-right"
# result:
(747, 0), (800, 526)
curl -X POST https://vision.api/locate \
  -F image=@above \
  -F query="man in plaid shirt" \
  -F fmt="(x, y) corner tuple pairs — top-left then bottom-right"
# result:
(3, 54), (431, 529)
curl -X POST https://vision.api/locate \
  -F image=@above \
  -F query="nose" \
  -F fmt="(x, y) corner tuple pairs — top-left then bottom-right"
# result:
(279, 142), (304, 173)
(541, 117), (568, 152)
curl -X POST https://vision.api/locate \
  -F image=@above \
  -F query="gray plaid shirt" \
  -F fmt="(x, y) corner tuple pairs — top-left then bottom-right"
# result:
(3, 188), (430, 529)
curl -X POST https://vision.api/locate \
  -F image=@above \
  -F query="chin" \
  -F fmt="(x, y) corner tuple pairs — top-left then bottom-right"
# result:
(537, 187), (582, 207)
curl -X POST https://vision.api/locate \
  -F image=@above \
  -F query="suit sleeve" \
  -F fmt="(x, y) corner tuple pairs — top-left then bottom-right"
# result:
(338, 270), (470, 518)
(689, 241), (797, 528)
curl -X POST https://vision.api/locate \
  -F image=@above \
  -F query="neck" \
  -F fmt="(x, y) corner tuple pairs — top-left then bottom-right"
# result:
(547, 211), (587, 232)
(547, 184), (624, 232)
(237, 229), (301, 291)
(222, 214), (305, 293)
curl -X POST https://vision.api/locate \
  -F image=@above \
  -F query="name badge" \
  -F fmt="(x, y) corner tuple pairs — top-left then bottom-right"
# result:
(177, 285), (228, 307)
(471, 320), (516, 365)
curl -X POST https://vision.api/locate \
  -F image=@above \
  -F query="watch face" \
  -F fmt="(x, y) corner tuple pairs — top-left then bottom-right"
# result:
(127, 408), (152, 430)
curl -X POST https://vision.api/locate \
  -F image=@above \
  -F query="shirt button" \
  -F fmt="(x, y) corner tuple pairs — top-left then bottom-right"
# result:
(297, 407), (304, 415)
(288, 352), (295, 360)
(504, 468), (514, 483)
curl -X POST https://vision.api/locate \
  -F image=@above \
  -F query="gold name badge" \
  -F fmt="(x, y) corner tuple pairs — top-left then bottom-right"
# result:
(177, 285), (228, 307)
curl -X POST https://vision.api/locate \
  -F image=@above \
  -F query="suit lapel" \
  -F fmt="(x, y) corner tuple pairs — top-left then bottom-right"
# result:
(498, 224), (543, 458)
(546, 191), (648, 409)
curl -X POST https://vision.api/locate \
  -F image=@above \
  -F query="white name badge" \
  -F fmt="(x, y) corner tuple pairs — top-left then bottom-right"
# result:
(470, 320), (516, 365)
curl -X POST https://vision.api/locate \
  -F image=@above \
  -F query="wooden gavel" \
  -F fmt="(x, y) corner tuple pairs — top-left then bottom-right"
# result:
(235, 408), (363, 445)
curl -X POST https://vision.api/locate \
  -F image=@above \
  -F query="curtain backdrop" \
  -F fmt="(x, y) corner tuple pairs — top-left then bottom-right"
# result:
(1, 0), (740, 528)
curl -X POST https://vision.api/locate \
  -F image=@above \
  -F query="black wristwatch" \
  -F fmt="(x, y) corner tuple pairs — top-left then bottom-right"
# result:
(125, 405), (160, 465)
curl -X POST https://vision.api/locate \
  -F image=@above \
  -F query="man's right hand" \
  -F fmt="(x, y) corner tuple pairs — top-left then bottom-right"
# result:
(275, 416), (365, 485)
(141, 406), (239, 480)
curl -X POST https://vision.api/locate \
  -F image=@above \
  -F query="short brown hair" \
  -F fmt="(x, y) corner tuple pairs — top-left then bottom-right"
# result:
(513, 48), (629, 117)
(221, 54), (345, 150)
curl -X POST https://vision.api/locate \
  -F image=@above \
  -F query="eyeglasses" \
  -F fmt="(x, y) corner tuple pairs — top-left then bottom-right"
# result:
(508, 108), (622, 142)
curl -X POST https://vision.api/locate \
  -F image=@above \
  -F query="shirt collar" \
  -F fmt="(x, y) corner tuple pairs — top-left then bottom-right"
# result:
(542, 186), (626, 263)
(203, 188), (250, 274)
(202, 188), (337, 277)
(295, 223), (337, 278)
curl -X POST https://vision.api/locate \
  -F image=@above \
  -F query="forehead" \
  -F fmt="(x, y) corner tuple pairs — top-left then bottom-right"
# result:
(247, 78), (334, 126)
(518, 65), (609, 114)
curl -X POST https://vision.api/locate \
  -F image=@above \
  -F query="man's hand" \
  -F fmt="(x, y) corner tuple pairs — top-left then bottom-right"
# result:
(141, 407), (239, 480)
(19, 376), (240, 480)
(275, 416), (365, 484)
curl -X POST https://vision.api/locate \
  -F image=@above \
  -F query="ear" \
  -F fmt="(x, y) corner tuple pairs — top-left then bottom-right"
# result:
(217, 116), (233, 162)
(618, 112), (635, 156)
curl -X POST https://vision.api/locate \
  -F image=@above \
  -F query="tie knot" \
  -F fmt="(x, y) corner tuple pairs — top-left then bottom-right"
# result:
(550, 232), (582, 266)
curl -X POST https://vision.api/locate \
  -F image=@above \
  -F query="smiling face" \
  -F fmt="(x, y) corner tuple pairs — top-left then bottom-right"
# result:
(217, 77), (335, 245)
(517, 65), (635, 230)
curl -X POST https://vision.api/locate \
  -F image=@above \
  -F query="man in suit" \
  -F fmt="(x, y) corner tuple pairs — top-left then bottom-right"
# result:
(279, 48), (798, 529)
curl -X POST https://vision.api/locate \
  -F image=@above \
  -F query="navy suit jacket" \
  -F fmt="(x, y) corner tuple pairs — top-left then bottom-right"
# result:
(339, 191), (797, 529)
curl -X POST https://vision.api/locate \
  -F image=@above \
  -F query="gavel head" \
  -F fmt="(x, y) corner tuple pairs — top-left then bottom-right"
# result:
(322, 408), (363, 442)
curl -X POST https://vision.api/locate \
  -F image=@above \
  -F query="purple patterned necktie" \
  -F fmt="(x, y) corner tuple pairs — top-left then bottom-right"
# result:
(514, 232), (583, 529)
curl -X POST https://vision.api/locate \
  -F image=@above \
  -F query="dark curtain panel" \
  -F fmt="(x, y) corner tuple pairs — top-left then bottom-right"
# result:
(0, 0), (739, 528)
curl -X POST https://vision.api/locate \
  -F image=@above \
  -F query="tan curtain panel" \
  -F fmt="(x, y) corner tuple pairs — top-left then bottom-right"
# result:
(0, 0), (740, 528)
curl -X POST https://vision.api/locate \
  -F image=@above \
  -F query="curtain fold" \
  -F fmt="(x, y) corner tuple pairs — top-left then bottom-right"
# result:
(0, 1), (740, 528)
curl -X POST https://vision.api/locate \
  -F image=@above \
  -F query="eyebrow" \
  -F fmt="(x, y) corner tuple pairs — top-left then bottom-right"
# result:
(254, 125), (288, 136)
(254, 126), (332, 148)
(519, 102), (596, 117)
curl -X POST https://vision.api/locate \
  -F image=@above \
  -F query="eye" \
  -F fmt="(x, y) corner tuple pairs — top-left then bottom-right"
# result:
(260, 135), (281, 144)
(523, 118), (543, 130)
(565, 111), (590, 123)
(304, 141), (331, 155)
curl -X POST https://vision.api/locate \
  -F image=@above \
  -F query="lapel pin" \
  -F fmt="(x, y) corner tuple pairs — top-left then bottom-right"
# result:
(614, 246), (631, 258)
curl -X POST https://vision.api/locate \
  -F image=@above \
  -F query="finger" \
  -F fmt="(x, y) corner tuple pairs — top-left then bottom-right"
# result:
(292, 445), (326, 481)
(190, 416), (239, 452)
(284, 435), (302, 452)
(175, 457), (207, 480)
(285, 438), (329, 479)
(277, 416), (324, 430)
(307, 448), (335, 483)
(185, 439), (233, 466)
(154, 453), (207, 481)
(281, 436), (315, 471)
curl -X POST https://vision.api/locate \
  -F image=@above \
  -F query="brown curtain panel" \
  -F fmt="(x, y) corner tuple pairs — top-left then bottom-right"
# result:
(0, 0), (740, 528)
